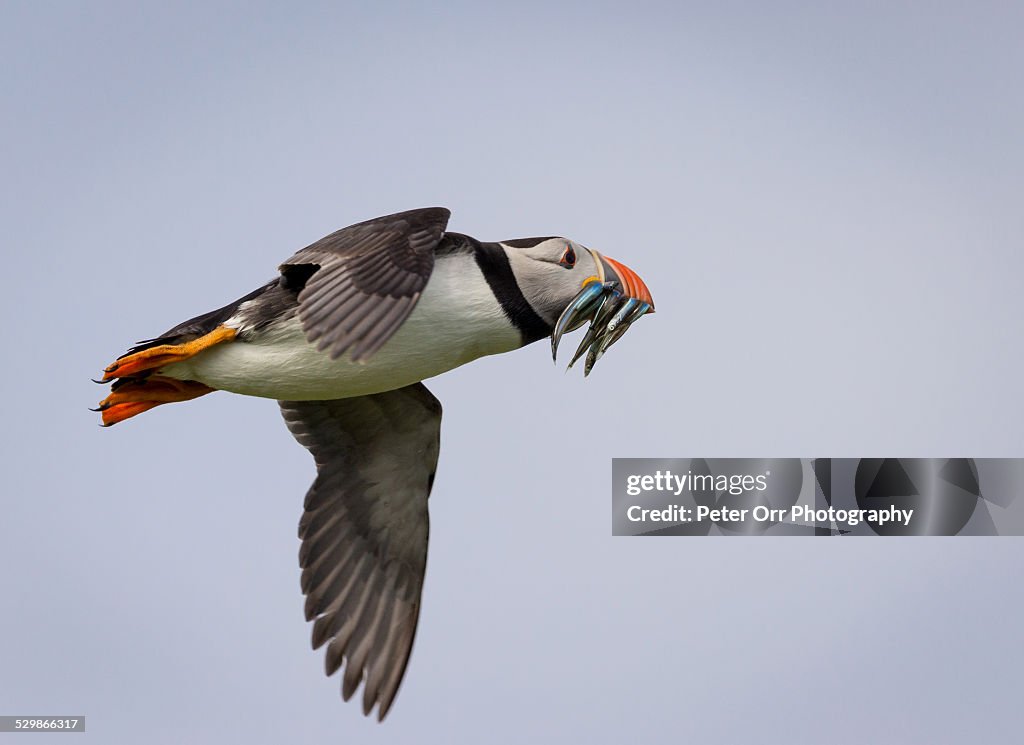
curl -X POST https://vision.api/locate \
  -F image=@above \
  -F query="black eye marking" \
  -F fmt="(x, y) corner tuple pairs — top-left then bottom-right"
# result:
(559, 245), (576, 268)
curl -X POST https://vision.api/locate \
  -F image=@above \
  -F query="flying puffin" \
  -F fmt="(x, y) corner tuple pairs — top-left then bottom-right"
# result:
(96, 207), (653, 720)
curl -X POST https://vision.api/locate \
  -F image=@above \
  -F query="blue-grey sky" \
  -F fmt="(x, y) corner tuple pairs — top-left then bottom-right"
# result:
(2, 2), (1022, 743)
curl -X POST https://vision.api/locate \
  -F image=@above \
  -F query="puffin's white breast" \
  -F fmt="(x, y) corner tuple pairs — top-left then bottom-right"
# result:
(161, 254), (521, 400)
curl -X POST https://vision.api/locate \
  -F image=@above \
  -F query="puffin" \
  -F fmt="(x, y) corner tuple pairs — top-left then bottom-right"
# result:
(96, 207), (653, 719)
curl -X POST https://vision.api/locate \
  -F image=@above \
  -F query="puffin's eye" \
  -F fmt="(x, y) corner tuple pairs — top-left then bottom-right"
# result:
(559, 246), (576, 268)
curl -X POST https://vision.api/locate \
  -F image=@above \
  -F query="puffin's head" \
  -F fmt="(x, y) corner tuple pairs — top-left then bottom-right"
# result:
(500, 236), (655, 375)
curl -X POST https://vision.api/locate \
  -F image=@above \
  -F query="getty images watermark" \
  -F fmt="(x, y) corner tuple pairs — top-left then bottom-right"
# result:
(612, 459), (1024, 536)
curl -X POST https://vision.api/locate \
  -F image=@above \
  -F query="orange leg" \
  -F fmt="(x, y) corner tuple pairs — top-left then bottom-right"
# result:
(95, 376), (215, 426)
(102, 325), (237, 382)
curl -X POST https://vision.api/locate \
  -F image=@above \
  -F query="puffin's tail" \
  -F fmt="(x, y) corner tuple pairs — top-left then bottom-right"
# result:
(94, 325), (236, 426)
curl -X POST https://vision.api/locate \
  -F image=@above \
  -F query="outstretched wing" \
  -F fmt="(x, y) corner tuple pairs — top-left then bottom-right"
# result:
(279, 207), (450, 361)
(279, 383), (442, 720)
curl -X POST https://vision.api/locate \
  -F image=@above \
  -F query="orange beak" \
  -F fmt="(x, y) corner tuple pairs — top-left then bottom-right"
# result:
(593, 252), (655, 310)
(552, 250), (656, 374)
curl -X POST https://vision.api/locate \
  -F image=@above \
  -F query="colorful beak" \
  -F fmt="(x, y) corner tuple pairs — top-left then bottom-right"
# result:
(593, 252), (655, 310)
(550, 250), (655, 376)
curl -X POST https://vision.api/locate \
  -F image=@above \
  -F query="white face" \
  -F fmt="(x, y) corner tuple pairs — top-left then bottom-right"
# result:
(500, 237), (602, 325)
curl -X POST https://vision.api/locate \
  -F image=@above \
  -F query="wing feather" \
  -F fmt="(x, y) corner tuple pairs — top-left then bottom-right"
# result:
(279, 207), (450, 361)
(279, 383), (442, 720)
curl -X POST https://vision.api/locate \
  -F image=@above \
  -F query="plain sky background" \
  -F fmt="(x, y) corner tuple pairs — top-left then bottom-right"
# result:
(2, 2), (1022, 743)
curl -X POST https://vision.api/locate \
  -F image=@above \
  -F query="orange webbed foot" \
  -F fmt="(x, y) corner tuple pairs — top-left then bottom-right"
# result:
(94, 376), (215, 426)
(101, 325), (237, 382)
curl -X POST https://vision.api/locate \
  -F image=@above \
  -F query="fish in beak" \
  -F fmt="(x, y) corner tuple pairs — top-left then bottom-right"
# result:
(551, 251), (655, 376)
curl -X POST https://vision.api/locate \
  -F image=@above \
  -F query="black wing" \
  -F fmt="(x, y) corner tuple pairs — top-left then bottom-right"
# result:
(279, 207), (450, 362)
(279, 383), (442, 719)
